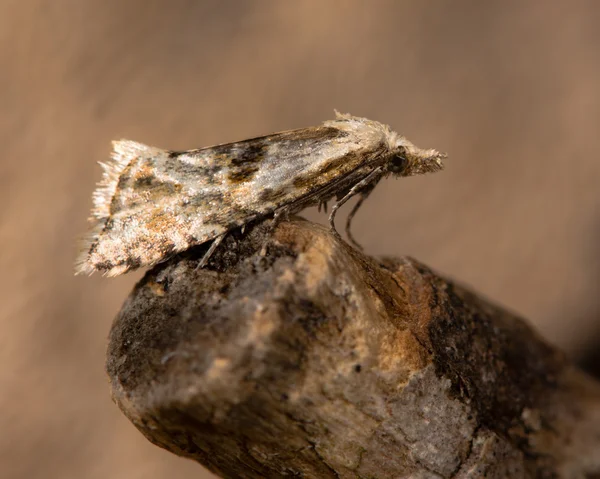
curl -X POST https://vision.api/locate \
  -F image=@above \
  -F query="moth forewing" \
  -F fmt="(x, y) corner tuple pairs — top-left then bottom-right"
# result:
(75, 112), (444, 276)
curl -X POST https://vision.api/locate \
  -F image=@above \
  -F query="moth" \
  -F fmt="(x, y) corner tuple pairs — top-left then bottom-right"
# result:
(75, 112), (445, 276)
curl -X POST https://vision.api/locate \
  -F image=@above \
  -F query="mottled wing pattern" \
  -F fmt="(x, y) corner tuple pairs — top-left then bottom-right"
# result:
(76, 118), (390, 275)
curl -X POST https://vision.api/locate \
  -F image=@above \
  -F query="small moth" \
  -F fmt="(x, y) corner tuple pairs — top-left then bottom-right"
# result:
(76, 112), (445, 276)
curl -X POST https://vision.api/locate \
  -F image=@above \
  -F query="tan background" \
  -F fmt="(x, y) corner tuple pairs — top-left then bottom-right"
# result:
(2, 1), (600, 478)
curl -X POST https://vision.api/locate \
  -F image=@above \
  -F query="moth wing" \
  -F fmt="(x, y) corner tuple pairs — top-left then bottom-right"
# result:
(171, 124), (377, 229)
(76, 119), (383, 276)
(75, 140), (206, 276)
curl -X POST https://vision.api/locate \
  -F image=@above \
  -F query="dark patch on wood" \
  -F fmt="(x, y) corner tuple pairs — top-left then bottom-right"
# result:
(291, 299), (328, 333)
(426, 273), (565, 436)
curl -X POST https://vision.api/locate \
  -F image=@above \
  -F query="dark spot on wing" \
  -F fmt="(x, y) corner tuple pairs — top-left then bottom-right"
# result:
(277, 126), (345, 143)
(125, 256), (142, 270)
(98, 217), (117, 244)
(133, 175), (153, 188)
(227, 164), (260, 183)
(292, 151), (358, 189)
(94, 260), (115, 271)
(95, 254), (141, 272)
(199, 203), (261, 231)
(131, 174), (182, 197)
(113, 160), (135, 206)
(165, 151), (222, 183)
(186, 191), (225, 208)
(291, 174), (316, 191)
(185, 126), (346, 158)
(230, 143), (266, 166)
(170, 126), (349, 186)
(259, 187), (290, 203)
(229, 126), (344, 152)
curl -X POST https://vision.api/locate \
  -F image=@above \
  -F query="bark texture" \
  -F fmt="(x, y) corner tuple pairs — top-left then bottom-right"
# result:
(106, 218), (600, 479)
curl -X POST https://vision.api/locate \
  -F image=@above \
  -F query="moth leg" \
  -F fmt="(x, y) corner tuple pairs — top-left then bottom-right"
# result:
(328, 167), (384, 236)
(345, 180), (378, 250)
(259, 206), (291, 257)
(318, 201), (328, 213)
(197, 233), (226, 269)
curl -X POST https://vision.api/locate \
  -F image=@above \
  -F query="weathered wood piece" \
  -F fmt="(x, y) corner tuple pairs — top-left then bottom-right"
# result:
(106, 218), (600, 478)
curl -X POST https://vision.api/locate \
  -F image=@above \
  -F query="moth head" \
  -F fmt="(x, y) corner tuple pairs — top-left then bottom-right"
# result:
(388, 139), (446, 177)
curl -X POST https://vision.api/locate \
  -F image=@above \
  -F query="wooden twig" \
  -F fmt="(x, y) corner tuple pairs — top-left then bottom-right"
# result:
(106, 218), (600, 478)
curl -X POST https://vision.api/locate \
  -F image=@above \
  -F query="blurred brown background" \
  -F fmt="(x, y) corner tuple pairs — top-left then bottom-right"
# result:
(2, 1), (599, 478)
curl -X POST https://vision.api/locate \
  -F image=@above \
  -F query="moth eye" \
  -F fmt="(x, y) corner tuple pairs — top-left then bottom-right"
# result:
(390, 155), (408, 173)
